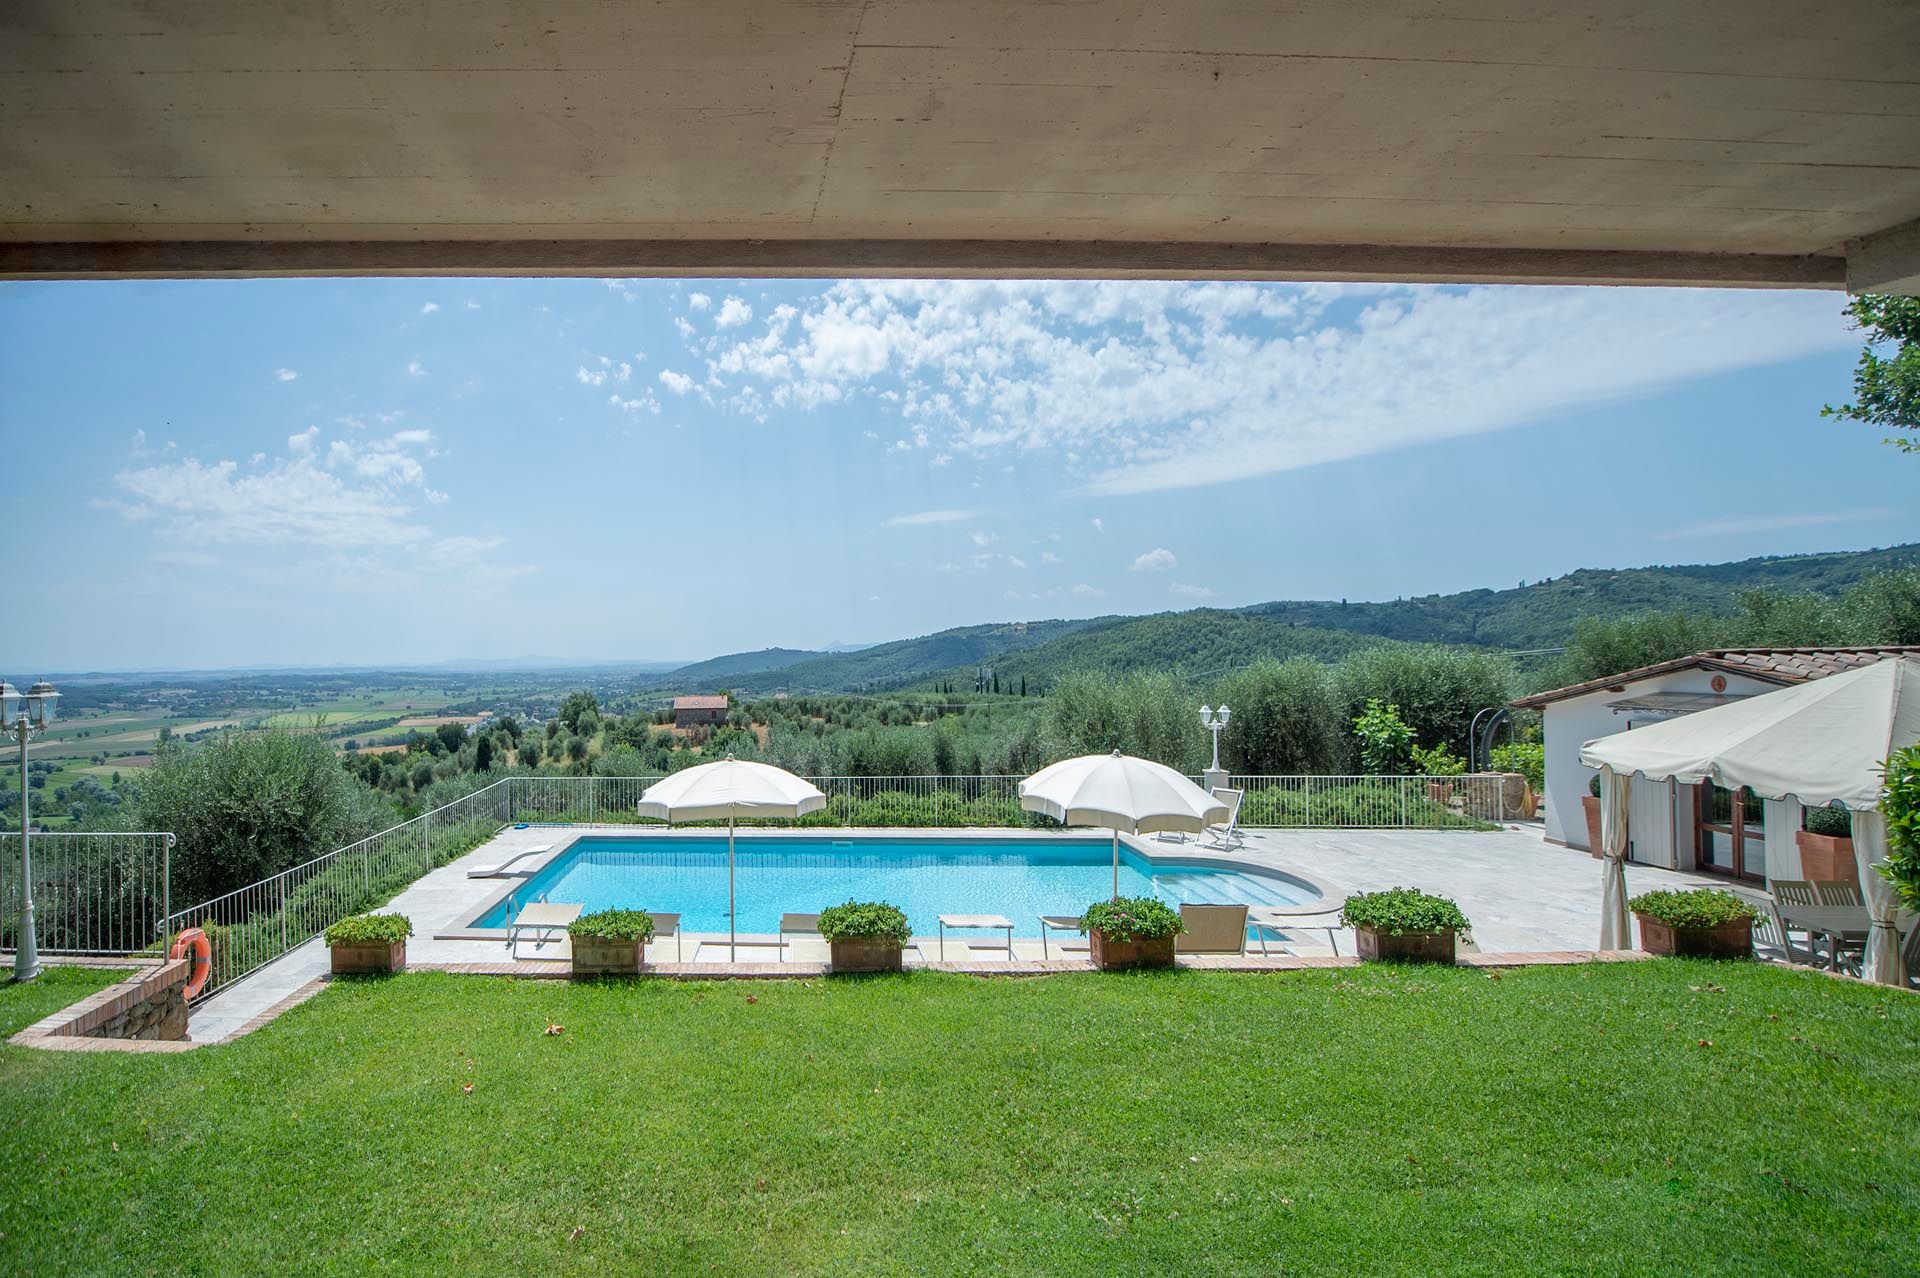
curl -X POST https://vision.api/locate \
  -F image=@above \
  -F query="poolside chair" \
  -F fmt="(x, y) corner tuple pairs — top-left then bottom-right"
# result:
(1772, 879), (1868, 971)
(778, 913), (821, 962)
(648, 912), (683, 963)
(1175, 903), (1249, 956)
(1814, 879), (1864, 907)
(465, 844), (552, 878)
(1038, 914), (1088, 959)
(1248, 903), (1346, 957)
(1202, 788), (1244, 850)
(507, 900), (582, 956)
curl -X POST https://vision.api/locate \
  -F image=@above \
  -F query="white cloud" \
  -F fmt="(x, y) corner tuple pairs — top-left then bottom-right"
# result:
(287, 426), (319, 453)
(1039, 550), (1063, 565)
(1130, 547), (1177, 572)
(1651, 509), (1899, 541)
(687, 292), (712, 311)
(1091, 517), (1105, 533)
(576, 365), (605, 386)
(1170, 582), (1216, 600)
(420, 302), (440, 315)
(465, 299), (482, 310)
(682, 280), (1852, 496)
(673, 317), (696, 339)
(1071, 583), (1105, 598)
(969, 529), (997, 547)
(275, 368), (299, 382)
(608, 392), (660, 415)
(715, 296), (753, 328)
(130, 429), (150, 457)
(406, 358), (427, 378)
(658, 369), (695, 396)
(883, 508), (981, 527)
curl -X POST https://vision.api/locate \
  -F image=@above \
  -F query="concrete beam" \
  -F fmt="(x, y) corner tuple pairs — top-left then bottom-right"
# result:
(1848, 217), (1920, 297)
(0, 238), (1848, 289)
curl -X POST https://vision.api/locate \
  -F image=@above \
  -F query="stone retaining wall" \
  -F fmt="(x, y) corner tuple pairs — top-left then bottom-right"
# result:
(9, 959), (192, 1052)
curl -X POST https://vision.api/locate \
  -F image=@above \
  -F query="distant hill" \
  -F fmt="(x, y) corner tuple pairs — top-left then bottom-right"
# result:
(656, 647), (824, 686)
(720, 619), (1108, 694)
(710, 543), (1917, 695)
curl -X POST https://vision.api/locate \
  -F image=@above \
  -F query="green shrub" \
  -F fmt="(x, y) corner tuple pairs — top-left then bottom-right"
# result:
(1352, 699), (1414, 775)
(1410, 742), (1467, 776)
(1340, 888), (1469, 935)
(1628, 889), (1756, 928)
(1489, 742), (1544, 791)
(816, 901), (911, 945)
(568, 909), (655, 942)
(1879, 744), (1920, 912)
(1079, 896), (1183, 942)
(1802, 804), (1854, 838)
(324, 913), (413, 946)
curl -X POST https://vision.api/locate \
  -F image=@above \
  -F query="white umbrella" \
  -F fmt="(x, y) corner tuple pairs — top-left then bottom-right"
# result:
(636, 755), (826, 960)
(1019, 751), (1231, 898)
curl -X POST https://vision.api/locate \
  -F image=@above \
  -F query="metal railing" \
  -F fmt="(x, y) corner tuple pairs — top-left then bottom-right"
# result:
(0, 831), (174, 956)
(155, 769), (1523, 1001)
(163, 779), (514, 1001)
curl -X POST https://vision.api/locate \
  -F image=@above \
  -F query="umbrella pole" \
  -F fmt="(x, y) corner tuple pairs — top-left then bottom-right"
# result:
(728, 813), (736, 963)
(1112, 830), (1119, 899)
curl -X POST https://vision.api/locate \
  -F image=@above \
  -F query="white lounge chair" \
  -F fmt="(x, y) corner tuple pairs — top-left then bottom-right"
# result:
(1175, 903), (1249, 955)
(778, 912), (821, 961)
(649, 911), (683, 962)
(938, 914), (1014, 962)
(507, 900), (582, 955)
(1248, 903), (1345, 956)
(466, 844), (552, 878)
(1038, 914), (1088, 959)
(1203, 787), (1244, 850)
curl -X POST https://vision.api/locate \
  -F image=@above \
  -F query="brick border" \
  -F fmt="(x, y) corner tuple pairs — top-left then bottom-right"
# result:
(9, 960), (195, 1053)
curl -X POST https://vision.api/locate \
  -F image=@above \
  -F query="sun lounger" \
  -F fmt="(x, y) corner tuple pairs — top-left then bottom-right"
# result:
(938, 914), (1014, 962)
(507, 901), (582, 954)
(778, 912), (821, 961)
(649, 912), (683, 963)
(1175, 903), (1250, 955)
(1248, 903), (1345, 956)
(1038, 914), (1088, 959)
(1203, 788), (1244, 850)
(466, 844), (552, 878)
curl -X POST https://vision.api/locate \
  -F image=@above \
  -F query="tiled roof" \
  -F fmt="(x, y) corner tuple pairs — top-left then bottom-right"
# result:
(673, 694), (730, 710)
(1510, 646), (1920, 709)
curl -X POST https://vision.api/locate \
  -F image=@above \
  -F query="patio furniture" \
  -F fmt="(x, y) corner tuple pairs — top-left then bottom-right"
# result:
(1248, 903), (1346, 957)
(507, 901), (582, 955)
(1175, 903), (1249, 955)
(938, 914), (1014, 962)
(466, 844), (552, 878)
(1202, 788), (1245, 850)
(649, 911), (683, 962)
(778, 912), (821, 962)
(1814, 879), (1865, 907)
(1772, 880), (1870, 971)
(1038, 914), (1088, 959)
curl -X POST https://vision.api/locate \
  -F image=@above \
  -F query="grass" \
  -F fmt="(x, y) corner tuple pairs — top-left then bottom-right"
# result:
(1, 962), (1916, 1276)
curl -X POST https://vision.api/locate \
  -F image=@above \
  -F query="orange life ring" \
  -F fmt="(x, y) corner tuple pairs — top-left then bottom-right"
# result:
(170, 927), (213, 999)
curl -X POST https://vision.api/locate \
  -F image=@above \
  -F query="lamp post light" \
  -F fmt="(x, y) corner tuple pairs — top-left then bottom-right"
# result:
(4, 679), (60, 981)
(1199, 703), (1231, 773)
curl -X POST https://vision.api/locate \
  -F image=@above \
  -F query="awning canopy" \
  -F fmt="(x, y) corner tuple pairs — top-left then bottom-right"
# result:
(1579, 657), (1920, 811)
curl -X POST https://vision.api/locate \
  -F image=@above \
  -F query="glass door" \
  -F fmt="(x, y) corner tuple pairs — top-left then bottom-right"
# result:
(1695, 782), (1765, 881)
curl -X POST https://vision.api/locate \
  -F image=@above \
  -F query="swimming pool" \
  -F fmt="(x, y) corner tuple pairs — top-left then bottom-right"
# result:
(469, 834), (1319, 937)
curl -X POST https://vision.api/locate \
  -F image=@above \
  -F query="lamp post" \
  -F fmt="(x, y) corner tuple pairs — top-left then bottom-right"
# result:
(1199, 703), (1231, 794)
(5, 679), (60, 982)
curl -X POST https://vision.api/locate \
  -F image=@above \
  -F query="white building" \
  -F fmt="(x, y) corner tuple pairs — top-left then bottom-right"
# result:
(1511, 647), (1919, 885)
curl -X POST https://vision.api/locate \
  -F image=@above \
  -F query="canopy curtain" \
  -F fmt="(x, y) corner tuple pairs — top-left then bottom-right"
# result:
(1850, 808), (1908, 987)
(1598, 765), (1633, 950)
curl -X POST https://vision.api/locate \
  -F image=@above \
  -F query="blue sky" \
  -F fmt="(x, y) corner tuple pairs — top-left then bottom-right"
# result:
(4, 277), (1914, 671)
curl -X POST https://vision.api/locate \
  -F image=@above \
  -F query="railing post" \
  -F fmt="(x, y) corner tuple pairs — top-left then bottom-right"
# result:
(423, 811), (432, 874)
(162, 834), (174, 948)
(279, 875), (288, 951)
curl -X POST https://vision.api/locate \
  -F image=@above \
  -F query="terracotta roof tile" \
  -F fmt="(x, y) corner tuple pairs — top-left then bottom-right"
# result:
(1510, 646), (1920, 709)
(672, 694), (730, 710)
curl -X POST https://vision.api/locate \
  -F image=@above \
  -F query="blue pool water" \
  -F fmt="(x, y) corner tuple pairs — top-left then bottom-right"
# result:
(472, 835), (1317, 936)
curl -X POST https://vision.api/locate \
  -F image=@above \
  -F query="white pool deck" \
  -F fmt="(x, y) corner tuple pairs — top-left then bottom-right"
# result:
(182, 822), (1731, 1042)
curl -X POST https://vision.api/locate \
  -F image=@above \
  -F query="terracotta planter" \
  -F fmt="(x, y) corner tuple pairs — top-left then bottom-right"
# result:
(1581, 794), (1604, 859)
(828, 936), (905, 973)
(1355, 925), (1457, 964)
(1088, 928), (1176, 970)
(1794, 831), (1856, 884)
(570, 935), (644, 976)
(331, 940), (405, 974)
(1634, 913), (1752, 960)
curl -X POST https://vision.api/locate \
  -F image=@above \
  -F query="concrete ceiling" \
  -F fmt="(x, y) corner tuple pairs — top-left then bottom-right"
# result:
(4, 1), (1919, 290)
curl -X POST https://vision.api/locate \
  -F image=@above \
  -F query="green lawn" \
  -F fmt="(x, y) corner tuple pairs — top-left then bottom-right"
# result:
(1, 962), (1916, 1276)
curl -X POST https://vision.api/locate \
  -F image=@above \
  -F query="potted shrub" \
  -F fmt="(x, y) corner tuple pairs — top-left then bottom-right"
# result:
(1411, 742), (1466, 803)
(1080, 896), (1183, 970)
(1630, 889), (1755, 959)
(817, 901), (912, 973)
(1796, 804), (1857, 883)
(1341, 888), (1469, 964)
(1581, 772), (1605, 859)
(567, 909), (654, 976)
(325, 913), (411, 974)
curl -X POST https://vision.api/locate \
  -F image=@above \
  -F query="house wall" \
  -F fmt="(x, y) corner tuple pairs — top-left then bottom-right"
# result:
(1538, 668), (1784, 869)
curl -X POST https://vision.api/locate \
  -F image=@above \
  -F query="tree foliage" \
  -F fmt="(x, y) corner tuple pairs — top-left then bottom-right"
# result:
(1822, 294), (1920, 453)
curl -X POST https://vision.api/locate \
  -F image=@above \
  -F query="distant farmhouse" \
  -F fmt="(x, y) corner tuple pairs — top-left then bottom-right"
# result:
(672, 694), (730, 728)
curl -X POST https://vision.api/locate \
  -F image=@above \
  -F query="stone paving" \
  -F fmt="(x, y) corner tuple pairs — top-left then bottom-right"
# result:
(181, 821), (1732, 1042)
